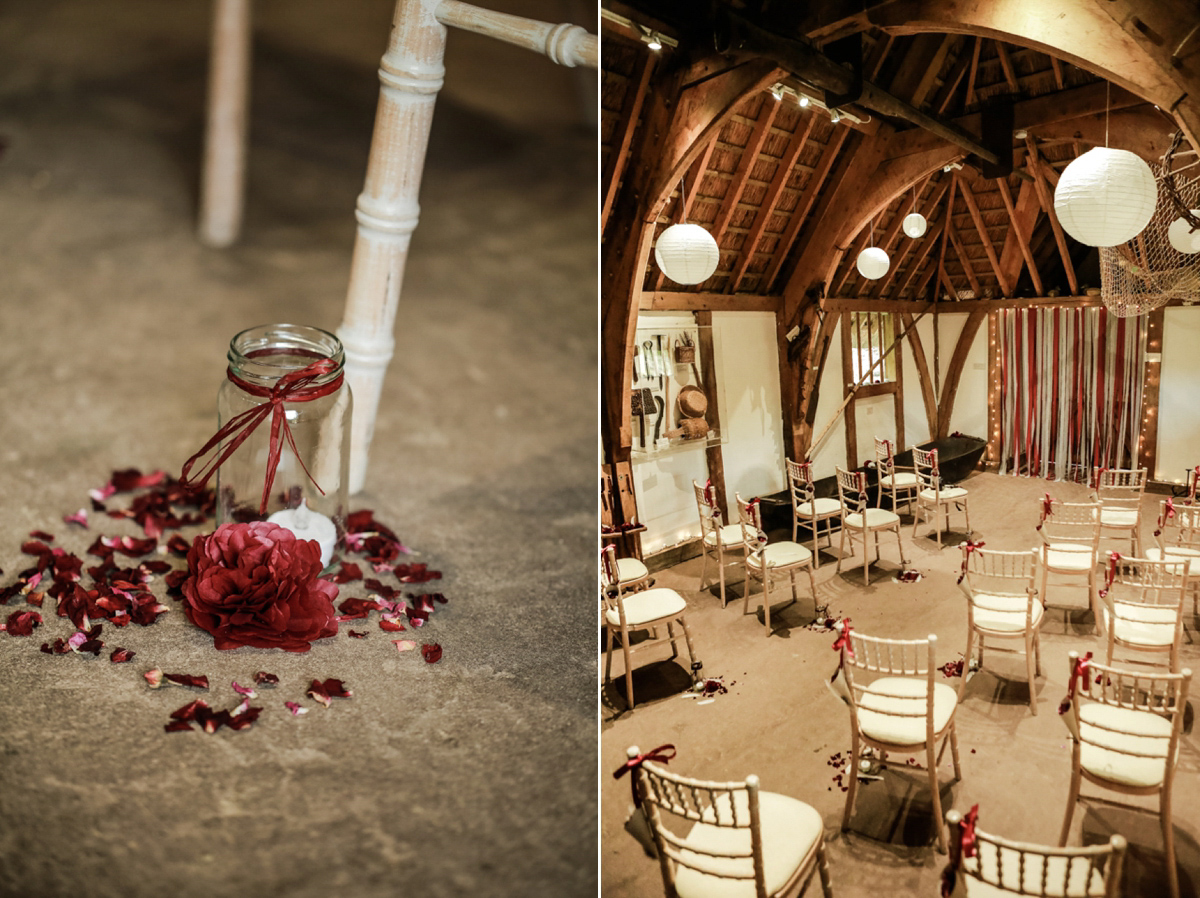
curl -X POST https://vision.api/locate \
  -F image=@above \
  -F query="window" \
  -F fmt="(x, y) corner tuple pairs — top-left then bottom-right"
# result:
(849, 311), (896, 384)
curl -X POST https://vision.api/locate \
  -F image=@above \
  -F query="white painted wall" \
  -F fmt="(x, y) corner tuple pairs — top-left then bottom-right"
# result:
(809, 317), (845, 480)
(713, 311), (787, 507)
(938, 311), (989, 440)
(1158, 306), (1200, 484)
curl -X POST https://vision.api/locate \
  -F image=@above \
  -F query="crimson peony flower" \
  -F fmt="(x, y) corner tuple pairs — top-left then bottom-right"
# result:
(182, 522), (338, 653)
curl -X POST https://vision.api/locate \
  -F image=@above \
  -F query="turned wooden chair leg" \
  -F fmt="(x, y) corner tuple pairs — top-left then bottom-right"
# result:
(957, 629), (975, 703)
(1025, 632), (1038, 714)
(928, 739), (948, 853)
(1058, 761), (1082, 846)
(842, 730), (861, 831)
(1163, 788), (1180, 898)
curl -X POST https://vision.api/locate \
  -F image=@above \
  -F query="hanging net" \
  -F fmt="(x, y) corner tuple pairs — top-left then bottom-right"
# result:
(1100, 135), (1200, 317)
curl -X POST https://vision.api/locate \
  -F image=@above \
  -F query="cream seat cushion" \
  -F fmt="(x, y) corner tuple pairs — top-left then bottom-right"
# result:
(796, 497), (842, 518)
(855, 677), (956, 746)
(970, 593), (1044, 633)
(703, 523), (744, 549)
(674, 791), (823, 898)
(962, 845), (1106, 897)
(747, 541), (812, 572)
(1043, 543), (1095, 572)
(1101, 602), (1178, 647)
(1099, 507), (1139, 528)
(844, 508), (901, 530)
(880, 472), (918, 488)
(1078, 703), (1172, 788)
(615, 557), (648, 584)
(918, 486), (968, 501)
(1145, 546), (1200, 567)
(605, 587), (687, 629)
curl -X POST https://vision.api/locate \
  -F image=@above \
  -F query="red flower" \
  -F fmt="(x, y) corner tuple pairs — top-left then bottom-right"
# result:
(181, 522), (338, 653)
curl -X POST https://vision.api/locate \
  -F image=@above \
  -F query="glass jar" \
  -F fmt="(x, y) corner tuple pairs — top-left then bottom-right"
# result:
(215, 324), (352, 566)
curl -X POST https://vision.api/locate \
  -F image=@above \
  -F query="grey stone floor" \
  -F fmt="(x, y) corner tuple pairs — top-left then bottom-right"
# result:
(0, 2), (597, 896)
(602, 473), (1200, 897)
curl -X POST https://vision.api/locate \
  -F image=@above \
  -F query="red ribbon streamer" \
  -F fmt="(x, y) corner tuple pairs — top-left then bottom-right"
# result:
(1099, 551), (1120, 599)
(180, 358), (342, 515)
(703, 479), (716, 509)
(856, 471), (868, 505)
(600, 545), (618, 587)
(1036, 493), (1054, 530)
(831, 619), (854, 658)
(883, 439), (894, 468)
(1058, 651), (1094, 715)
(956, 540), (986, 585)
(1155, 497), (1176, 537)
(941, 804), (980, 898)
(613, 744), (676, 807)
(1095, 466), (1108, 490)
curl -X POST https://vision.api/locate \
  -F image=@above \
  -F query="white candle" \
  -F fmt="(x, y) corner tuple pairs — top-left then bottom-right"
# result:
(267, 499), (337, 569)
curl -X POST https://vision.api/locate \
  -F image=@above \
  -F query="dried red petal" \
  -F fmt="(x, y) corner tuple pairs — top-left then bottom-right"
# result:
(421, 643), (443, 664)
(306, 678), (352, 707)
(253, 671), (279, 686)
(110, 647), (135, 663)
(63, 509), (89, 528)
(29, 530), (55, 542)
(336, 597), (379, 619)
(165, 535), (191, 557)
(379, 618), (405, 632)
(394, 563), (442, 583)
(347, 629), (368, 639)
(4, 610), (41, 636)
(231, 680), (256, 698)
(330, 561), (363, 584)
(25, 592), (44, 607)
(163, 673), (209, 690)
(109, 468), (167, 492)
(164, 720), (193, 733)
(170, 699), (210, 721)
(41, 638), (71, 654)
(363, 578), (399, 600)
(285, 701), (308, 716)
(227, 705), (262, 730)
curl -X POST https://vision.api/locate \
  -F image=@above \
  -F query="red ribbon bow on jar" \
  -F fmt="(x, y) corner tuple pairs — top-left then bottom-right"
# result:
(956, 540), (986, 585)
(612, 744), (676, 807)
(1036, 494), (1054, 530)
(1058, 651), (1093, 715)
(180, 358), (342, 515)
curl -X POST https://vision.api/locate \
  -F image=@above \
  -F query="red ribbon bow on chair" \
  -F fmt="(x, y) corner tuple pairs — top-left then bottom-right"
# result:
(931, 449), (940, 478)
(1099, 552), (1120, 599)
(1057, 652), (1093, 716)
(600, 546), (619, 587)
(856, 471), (868, 505)
(831, 619), (854, 658)
(180, 358), (341, 515)
(1155, 497), (1177, 537)
(613, 744), (676, 807)
(941, 804), (979, 898)
(1036, 494), (1054, 530)
(956, 540), (986, 585)
(703, 479), (716, 508)
(884, 439), (894, 468)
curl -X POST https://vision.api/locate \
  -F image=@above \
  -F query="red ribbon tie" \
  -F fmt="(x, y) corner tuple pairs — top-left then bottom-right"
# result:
(613, 744), (676, 807)
(957, 540), (986, 585)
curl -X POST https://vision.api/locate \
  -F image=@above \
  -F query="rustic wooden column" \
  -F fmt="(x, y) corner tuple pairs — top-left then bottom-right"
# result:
(198, 0), (252, 248)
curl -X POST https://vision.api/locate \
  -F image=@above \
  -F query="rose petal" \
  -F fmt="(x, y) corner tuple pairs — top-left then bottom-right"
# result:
(4, 610), (41, 636)
(29, 530), (55, 543)
(284, 701), (308, 716)
(337, 597), (379, 619)
(253, 671), (279, 686)
(421, 643), (442, 664)
(63, 509), (89, 528)
(379, 619), (405, 632)
(170, 699), (209, 720)
(163, 673), (209, 690)
(110, 647), (135, 663)
(164, 720), (194, 733)
(392, 639), (417, 653)
(231, 680), (257, 699)
(347, 630), (368, 639)
(144, 668), (164, 688)
(306, 678), (351, 707)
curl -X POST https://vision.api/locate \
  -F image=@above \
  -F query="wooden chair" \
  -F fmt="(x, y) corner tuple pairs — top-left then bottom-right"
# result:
(199, 0), (597, 491)
(785, 459), (843, 568)
(957, 546), (1044, 714)
(836, 630), (961, 853)
(1147, 499), (1200, 607)
(1059, 653), (1191, 898)
(943, 808), (1126, 898)
(628, 746), (834, 898)
(599, 543), (650, 597)
(601, 546), (696, 711)
(693, 480), (745, 608)
(736, 494), (817, 637)
(835, 467), (907, 586)
(1036, 498), (1101, 624)
(874, 437), (918, 513)
(1092, 466), (1148, 556)
(911, 446), (970, 547)
(1095, 554), (1190, 672)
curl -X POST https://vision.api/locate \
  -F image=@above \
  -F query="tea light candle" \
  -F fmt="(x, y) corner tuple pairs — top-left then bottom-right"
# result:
(268, 499), (337, 568)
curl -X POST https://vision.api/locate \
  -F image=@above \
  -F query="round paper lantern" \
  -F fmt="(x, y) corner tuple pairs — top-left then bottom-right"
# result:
(902, 212), (927, 238)
(654, 223), (719, 285)
(1167, 211), (1200, 253)
(1052, 147), (1158, 247)
(856, 246), (890, 280)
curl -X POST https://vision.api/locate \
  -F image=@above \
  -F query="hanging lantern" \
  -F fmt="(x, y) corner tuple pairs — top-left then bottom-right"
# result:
(654, 223), (719, 285)
(1053, 147), (1158, 247)
(902, 212), (927, 238)
(856, 246), (890, 280)
(1167, 211), (1200, 253)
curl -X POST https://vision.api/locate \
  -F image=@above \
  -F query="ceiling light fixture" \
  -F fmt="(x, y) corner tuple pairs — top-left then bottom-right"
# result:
(770, 83), (784, 102)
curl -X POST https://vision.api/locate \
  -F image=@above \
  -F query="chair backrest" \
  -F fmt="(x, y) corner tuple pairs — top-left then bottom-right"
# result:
(598, 544), (630, 625)
(960, 546), (1038, 601)
(693, 480), (723, 536)
(1187, 465), (1199, 504)
(1102, 554), (1190, 616)
(1037, 499), (1100, 547)
(841, 629), (938, 740)
(1093, 467), (1147, 516)
(735, 493), (766, 556)
(631, 748), (769, 897)
(1063, 652), (1191, 791)
(945, 809), (1126, 897)
(786, 458), (815, 508)
(912, 446), (941, 494)
(1154, 499), (1200, 553)
(874, 437), (898, 477)
(835, 467), (870, 515)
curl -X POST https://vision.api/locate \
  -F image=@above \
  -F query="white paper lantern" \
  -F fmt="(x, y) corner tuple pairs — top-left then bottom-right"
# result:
(1053, 147), (1158, 247)
(902, 212), (927, 238)
(1167, 211), (1200, 254)
(856, 246), (890, 280)
(654, 223), (719, 285)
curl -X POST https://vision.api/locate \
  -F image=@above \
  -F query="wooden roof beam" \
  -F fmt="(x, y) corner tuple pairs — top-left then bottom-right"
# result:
(602, 50), (656, 232)
(996, 177), (1044, 296)
(946, 219), (984, 298)
(930, 38), (973, 115)
(1025, 136), (1079, 294)
(955, 171), (1011, 296)
(729, 112), (818, 293)
(994, 41), (1020, 93)
(895, 219), (945, 299)
(965, 37), (982, 107)
(871, 177), (949, 298)
(709, 99), (780, 246)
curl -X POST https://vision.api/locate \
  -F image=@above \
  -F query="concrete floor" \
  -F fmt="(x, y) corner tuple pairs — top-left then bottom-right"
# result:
(0, 2), (596, 896)
(601, 473), (1200, 897)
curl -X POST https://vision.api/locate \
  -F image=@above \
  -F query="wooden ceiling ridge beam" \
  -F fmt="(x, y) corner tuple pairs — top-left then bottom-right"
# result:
(709, 99), (781, 245)
(641, 291), (779, 312)
(728, 112), (819, 293)
(1024, 136), (1079, 294)
(601, 50), (656, 232)
(996, 176), (1045, 296)
(955, 171), (1011, 296)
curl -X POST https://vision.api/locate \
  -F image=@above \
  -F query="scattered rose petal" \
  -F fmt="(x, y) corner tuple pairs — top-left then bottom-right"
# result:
(392, 639), (417, 653)
(330, 561), (362, 584)
(40, 638), (71, 654)
(421, 643), (442, 664)
(170, 699), (209, 721)
(253, 671), (279, 686)
(227, 706), (261, 730)
(110, 647), (135, 663)
(63, 509), (89, 528)
(4, 610), (41, 636)
(231, 680), (257, 699)
(306, 678), (352, 708)
(165, 535), (191, 557)
(285, 701), (308, 716)
(144, 668), (164, 688)
(164, 673), (209, 690)
(336, 597), (379, 619)
(25, 592), (44, 607)
(347, 629), (368, 639)
(379, 618), (405, 632)
(164, 720), (193, 733)
(29, 530), (55, 543)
